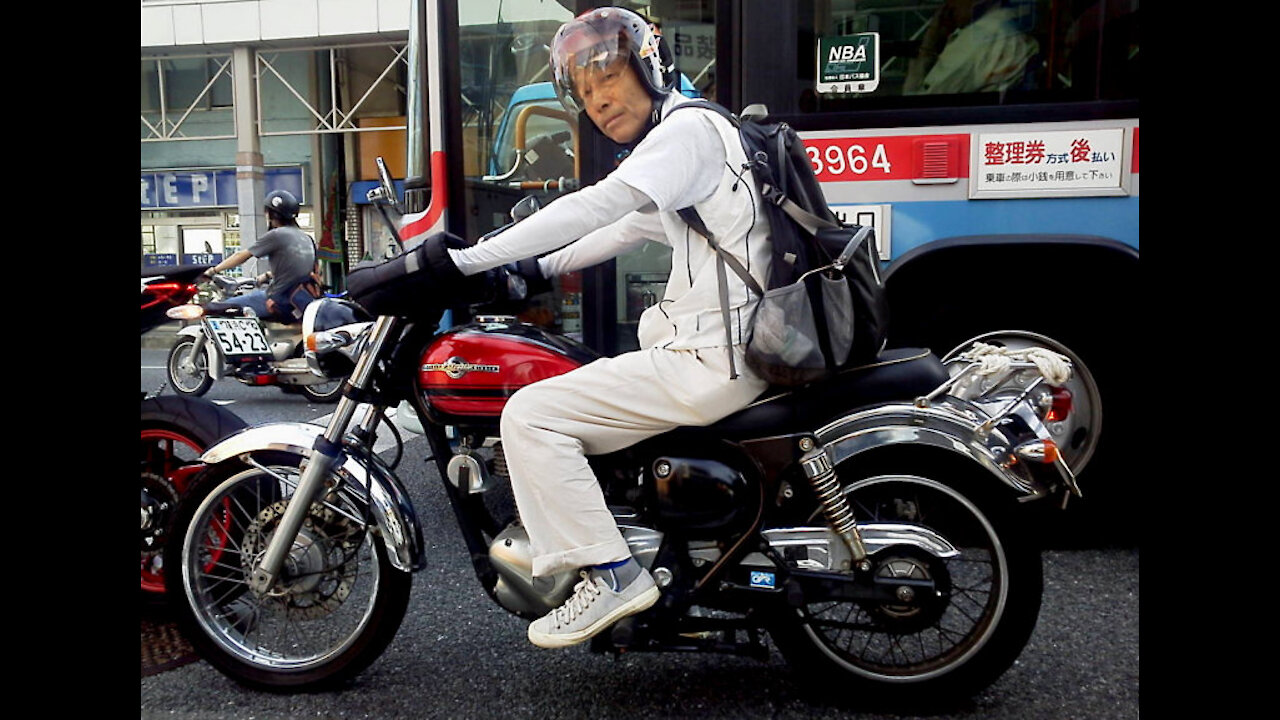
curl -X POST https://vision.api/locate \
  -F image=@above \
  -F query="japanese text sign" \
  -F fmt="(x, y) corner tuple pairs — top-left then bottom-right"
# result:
(972, 128), (1127, 198)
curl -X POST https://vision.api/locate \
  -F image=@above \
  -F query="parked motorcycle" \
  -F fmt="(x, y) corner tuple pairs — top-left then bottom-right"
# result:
(141, 264), (248, 595)
(163, 212), (1099, 702)
(164, 273), (365, 403)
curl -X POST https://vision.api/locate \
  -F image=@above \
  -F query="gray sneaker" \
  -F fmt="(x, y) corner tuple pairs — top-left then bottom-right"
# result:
(527, 569), (660, 648)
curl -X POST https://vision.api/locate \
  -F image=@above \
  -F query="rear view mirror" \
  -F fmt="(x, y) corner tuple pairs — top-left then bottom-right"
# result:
(510, 195), (543, 223)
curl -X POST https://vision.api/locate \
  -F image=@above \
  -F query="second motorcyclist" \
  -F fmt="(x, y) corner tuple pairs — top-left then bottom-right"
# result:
(203, 189), (319, 323)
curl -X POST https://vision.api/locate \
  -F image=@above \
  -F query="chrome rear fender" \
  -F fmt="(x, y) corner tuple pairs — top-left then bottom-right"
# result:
(814, 400), (1052, 501)
(200, 422), (426, 572)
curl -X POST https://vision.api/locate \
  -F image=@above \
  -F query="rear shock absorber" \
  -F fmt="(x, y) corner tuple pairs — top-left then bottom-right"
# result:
(799, 444), (869, 569)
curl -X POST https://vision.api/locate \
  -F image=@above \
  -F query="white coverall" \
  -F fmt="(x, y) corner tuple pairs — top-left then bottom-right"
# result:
(449, 93), (772, 577)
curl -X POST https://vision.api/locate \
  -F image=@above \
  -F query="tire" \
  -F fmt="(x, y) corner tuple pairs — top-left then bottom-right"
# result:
(140, 395), (247, 595)
(163, 451), (412, 691)
(768, 471), (1043, 707)
(167, 336), (215, 397)
(298, 377), (345, 404)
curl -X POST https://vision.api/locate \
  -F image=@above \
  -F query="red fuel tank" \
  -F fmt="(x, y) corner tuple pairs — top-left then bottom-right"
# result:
(417, 316), (600, 422)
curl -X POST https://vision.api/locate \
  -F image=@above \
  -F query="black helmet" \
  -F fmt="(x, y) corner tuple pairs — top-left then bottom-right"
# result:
(264, 189), (299, 222)
(549, 7), (677, 116)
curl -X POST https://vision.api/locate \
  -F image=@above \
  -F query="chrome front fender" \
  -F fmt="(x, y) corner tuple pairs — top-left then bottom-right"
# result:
(175, 324), (225, 380)
(200, 422), (426, 572)
(814, 400), (1052, 501)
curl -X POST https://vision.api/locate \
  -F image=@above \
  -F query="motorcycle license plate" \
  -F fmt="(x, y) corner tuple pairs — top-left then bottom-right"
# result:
(206, 318), (271, 356)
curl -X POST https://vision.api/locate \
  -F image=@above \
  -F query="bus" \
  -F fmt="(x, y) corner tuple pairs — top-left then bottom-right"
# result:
(395, 0), (1140, 535)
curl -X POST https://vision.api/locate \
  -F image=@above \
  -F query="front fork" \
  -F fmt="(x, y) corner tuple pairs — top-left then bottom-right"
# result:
(246, 315), (400, 595)
(182, 329), (209, 372)
(181, 324), (227, 380)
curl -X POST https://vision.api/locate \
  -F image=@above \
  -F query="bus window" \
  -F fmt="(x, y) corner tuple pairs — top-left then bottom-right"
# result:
(793, 0), (1138, 113)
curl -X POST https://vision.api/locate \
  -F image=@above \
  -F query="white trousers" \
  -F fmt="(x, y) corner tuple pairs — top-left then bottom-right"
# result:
(499, 346), (767, 577)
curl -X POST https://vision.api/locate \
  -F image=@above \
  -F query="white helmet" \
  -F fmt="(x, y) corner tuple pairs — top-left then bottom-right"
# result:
(549, 7), (677, 116)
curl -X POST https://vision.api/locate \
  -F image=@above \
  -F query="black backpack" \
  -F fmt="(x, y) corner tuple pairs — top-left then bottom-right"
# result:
(669, 100), (890, 383)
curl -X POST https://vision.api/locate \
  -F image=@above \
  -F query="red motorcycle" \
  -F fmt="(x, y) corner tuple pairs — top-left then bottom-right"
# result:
(162, 217), (1100, 703)
(141, 264), (247, 594)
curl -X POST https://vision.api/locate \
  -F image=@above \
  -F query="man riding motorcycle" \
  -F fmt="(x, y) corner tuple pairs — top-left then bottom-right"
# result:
(407, 6), (773, 648)
(203, 189), (320, 323)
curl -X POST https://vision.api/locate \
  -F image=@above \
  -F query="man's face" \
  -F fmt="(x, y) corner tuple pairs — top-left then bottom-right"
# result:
(572, 58), (652, 144)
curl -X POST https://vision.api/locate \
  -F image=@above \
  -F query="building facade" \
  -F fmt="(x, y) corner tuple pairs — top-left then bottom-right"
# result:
(141, 0), (413, 285)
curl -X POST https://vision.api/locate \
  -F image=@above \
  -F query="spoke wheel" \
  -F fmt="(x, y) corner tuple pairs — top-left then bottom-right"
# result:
(164, 453), (411, 691)
(770, 473), (1042, 705)
(167, 337), (214, 397)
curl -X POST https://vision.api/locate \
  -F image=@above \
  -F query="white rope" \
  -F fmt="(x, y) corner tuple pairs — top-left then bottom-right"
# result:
(956, 341), (1073, 385)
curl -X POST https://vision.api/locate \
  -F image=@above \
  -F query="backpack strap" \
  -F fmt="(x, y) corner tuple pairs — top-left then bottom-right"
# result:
(677, 206), (762, 381)
(668, 100), (840, 236)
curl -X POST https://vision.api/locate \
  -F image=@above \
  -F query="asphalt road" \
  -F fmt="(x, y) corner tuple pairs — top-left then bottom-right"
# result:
(140, 348), (1141, 719)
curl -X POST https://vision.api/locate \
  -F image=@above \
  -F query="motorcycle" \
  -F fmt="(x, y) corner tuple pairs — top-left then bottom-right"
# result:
(163, 201), (1100, 702)
(141, 264), (248, 594)
(164, 272), (366, 403)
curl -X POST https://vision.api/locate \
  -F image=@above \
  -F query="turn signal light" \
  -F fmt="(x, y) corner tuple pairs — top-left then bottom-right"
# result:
(306, 330), (353, 354)
(1045, 387), (1073, 422)
(165, 304), (205, 321)
(1013, 439), (1060, 464)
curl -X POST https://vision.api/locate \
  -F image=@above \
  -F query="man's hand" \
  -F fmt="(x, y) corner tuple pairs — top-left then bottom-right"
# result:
(510, 257), (553, 297)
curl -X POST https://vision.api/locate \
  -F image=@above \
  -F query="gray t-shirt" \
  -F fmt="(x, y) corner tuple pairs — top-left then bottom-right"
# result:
(248, 225), (316, 296)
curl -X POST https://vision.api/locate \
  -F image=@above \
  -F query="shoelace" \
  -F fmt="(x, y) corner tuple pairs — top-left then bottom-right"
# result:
(552, 571), (602, 629)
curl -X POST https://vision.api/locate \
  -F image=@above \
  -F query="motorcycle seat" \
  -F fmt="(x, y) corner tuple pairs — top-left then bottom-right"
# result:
(688, 348), (951, 440)
(204, 302), (253, 317)
(204, 302), (301, 327)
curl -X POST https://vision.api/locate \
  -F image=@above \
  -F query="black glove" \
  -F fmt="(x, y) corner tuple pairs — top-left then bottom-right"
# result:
(346, 232), (487, 317)
(510, 257), (553, 297)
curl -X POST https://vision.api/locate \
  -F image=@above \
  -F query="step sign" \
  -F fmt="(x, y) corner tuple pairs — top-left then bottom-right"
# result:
(817, 33), (880, 94)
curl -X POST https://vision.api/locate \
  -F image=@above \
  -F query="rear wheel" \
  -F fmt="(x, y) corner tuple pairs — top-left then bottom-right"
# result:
(167, 337), (214, 397)
(769, 472), (1042, 706)
(163, 452), (412, 691)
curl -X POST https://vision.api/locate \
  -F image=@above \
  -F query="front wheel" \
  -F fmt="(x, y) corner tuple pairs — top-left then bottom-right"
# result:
(298, 377), (345, 404)
(164, 452), (412, 691)
(769, 472), (1042, 705)
(167, 336), (215, 397)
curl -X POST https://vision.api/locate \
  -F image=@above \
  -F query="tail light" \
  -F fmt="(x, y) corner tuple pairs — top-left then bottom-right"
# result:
(1041, 386), (1073, 422)
(142, 282), (199, 311)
